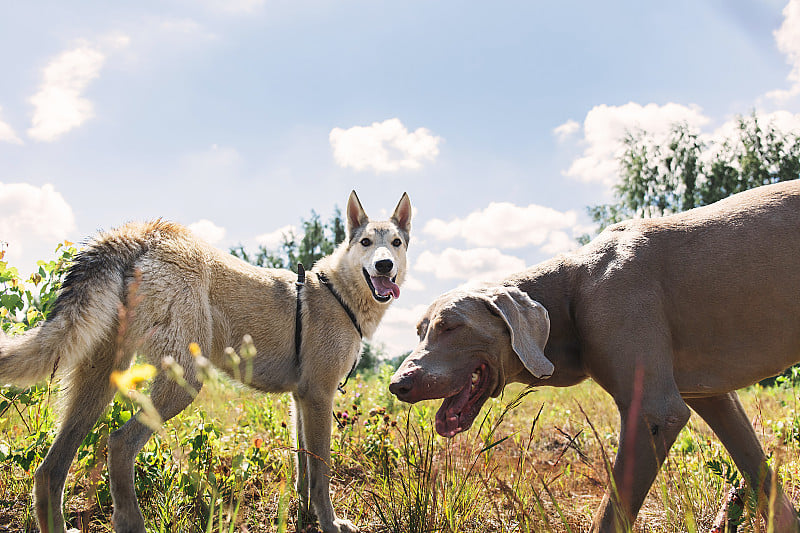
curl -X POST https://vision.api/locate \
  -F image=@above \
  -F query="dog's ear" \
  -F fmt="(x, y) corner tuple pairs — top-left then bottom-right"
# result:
(487, 286), (553, 379)
(391, 192), (412, 236)
(346, 190), (369, 239)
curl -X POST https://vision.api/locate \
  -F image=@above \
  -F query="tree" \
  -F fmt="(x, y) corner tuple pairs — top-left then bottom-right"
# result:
(582, 112), (800, 386)
(230, 207), (345, 272)
(582, 112), (800, 241)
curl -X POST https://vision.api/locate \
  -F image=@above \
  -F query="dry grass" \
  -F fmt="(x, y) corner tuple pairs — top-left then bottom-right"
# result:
(2, 367), (800, 533)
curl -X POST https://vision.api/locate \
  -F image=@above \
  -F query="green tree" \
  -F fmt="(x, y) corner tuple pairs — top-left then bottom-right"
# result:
(582, 112), (800, 241)
(582, 112), (800, 385)
(230, 207), (345, 272)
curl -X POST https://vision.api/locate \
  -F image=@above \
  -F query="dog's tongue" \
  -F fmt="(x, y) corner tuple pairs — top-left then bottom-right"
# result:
(371, 276), (400, 299)
(434, 382), (472, 437)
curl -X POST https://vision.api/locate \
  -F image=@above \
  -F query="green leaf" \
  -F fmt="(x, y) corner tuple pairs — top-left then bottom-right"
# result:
(0, 293), (23, 311)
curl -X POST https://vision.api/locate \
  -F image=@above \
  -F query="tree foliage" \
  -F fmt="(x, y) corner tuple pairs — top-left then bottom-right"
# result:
(230, 208), (346, 272)
(583, 112), (800, 240)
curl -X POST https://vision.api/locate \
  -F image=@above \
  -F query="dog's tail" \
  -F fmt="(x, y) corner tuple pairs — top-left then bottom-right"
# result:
(0, 223), (155, 387)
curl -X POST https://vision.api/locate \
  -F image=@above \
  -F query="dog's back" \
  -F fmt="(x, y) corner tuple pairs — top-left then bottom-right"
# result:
(0, 220), (206, 387)
(574, 180), (800, 392)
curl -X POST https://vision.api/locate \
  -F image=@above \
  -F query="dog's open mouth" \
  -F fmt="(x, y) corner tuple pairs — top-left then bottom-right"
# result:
(363, 268), (400, 302)
(435, 363), (492, 438)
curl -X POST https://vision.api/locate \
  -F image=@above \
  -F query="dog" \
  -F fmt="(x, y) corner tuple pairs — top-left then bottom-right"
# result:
(390, 180), (800, 531)
(0, 190), (412, 533)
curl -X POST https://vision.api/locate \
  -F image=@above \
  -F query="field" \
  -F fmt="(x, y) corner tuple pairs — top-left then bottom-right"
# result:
(2, 363), (800, 533)
(2, 246), (800, 532)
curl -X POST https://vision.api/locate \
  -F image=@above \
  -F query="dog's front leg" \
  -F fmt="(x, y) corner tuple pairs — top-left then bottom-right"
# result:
(295, 391), (358, 533)
(292, 392), (311, 517)
(592, 388), (690, 531)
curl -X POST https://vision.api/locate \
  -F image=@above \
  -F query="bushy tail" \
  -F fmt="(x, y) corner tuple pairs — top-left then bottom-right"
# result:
(0, 223), (154, 387)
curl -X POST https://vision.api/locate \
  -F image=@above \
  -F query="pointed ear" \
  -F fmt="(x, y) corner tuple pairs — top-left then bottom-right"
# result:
(487, 286), (553, 379)
(346, 190), (369, 239)
(391, 192), (412, 236)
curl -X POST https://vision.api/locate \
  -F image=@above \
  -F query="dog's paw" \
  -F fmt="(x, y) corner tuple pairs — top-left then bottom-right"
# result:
(319, 518), (359, 533)
(322, 518), (359, 533)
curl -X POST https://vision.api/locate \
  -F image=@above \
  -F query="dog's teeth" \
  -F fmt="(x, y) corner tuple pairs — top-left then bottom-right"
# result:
(471, 372), (479, 384)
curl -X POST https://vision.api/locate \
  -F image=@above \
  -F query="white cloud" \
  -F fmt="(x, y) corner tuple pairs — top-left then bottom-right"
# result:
(373, 303), (430, 356)
(329, 118), (442, 173)
(28, 36), (129, 142)
(188, 219), (226, 245)
(255, 224), (297, 250)
(0, 183), (76, 274)
(423, 202), (579, 252)
(540, 231), (578, 255)
(0, 107), (22, 145)
(553, 119), (580, 142)
(767, 0), (800, 102)
(415, 248), (525, 282)
(381, 303), (429, 330)
(399, 271), (425, 292)
(562, 102), (710, 186)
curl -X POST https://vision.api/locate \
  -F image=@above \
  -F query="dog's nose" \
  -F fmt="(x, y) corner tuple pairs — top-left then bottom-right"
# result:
(375, 259), (394, 274)
(389, 371), (417, 402)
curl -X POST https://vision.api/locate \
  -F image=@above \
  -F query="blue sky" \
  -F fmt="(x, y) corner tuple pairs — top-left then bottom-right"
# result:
(1, 0), (799, 354)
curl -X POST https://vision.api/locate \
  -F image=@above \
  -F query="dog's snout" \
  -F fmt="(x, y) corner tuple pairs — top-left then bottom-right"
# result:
(375, 259), (394, 274)
(389, 371), (417, 402)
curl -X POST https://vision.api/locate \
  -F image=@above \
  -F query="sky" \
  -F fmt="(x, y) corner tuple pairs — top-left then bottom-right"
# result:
(2, 0), (800, 356)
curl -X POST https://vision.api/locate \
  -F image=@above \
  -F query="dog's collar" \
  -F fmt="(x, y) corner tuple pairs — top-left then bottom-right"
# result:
(294, 263), (306, 368)
(294, 265), (361, 396)
(316, 271), (363, 339)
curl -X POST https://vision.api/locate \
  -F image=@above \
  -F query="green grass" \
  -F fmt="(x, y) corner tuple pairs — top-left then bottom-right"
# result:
(2, 364), (800, 532)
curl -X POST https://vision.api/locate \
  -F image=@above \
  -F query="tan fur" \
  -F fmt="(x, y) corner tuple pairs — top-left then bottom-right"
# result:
(391, 180), (800, 532)
(0, 192), (412, 533)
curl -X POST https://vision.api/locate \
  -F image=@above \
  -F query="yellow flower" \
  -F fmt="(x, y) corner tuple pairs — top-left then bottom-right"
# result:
(188, 342), (202, 357)
(110, 364), (157, 391)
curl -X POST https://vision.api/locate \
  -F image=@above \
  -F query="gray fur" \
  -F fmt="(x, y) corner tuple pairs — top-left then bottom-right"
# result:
(391, 181), (800, 532)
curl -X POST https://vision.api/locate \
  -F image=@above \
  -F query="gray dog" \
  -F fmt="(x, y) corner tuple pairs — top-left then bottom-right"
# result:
(390, 180), (800, 531)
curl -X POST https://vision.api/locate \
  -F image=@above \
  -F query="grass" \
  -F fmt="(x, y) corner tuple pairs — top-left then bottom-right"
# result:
(2, 363), (800, 533)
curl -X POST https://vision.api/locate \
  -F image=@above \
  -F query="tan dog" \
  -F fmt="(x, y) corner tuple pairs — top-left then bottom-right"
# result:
(0, 190), (412, 533)
(390, 181), (800, 531)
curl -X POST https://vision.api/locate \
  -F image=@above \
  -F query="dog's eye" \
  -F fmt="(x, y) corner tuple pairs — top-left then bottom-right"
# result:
(392, 238), (402, 247)
(360, 238), (372, 247)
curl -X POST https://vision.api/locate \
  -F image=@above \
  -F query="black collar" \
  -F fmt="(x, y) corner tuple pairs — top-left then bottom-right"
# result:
(294, 265), (362, 395)
(316, 271), (363, 338)
(294, 263), (306, 367)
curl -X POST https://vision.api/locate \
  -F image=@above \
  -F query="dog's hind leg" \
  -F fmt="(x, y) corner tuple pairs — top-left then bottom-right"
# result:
(33, 349), (116, 533)
(687, 392), (800, 532)
(107, 369), (202, 533)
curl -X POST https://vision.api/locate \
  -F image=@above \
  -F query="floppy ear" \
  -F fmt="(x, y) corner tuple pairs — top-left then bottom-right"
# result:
(346, 190), (369, 240)
(487, 286), (553, 379)
(391, 192), (412, 236)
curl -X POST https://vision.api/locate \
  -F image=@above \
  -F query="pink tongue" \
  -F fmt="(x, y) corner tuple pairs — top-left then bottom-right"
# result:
(371, 276), (400, 299)
(434, 382), (472, 437)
